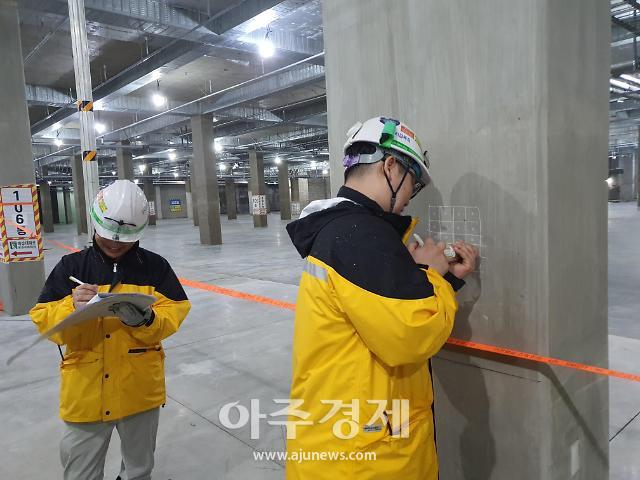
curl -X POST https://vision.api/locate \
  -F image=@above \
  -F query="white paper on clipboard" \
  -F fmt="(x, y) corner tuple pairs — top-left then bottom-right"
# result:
(7, 293), (156, 365)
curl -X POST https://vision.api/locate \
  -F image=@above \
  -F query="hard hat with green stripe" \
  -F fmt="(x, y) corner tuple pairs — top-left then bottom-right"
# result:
(343, 116), (431, 197)
(90, 180), (149, 243)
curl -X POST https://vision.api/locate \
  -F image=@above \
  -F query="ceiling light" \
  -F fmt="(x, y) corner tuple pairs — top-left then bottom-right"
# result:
(322, 169), (328, 175)
(152, 93), (167, 107)
(54, 138), (63, 147)
(219, 163), (227, 171)
(606, 177), (614, 188)
(139, 164), (147, 173)
(233, 163), (239, 170)
(134, 179), (140, 184)
(212, 117), (218, 122)
(275, 156), (281, 165)
(51, 122), (61, 131)
(93, 99), (104, 111)
(258, 39), (275, 58)
(244, 9), (278, 34)
(610, 79), (639, 91)
(169, 152), (177, 160)
(214, 142), (223, 153)
(621, 74), (640, 85)
(95, 122), (106, 134)
(111, 171), (116, 176)
(47, 181), (52, 185)
(173, 172), (179, 178)
(151, 71), (162, 81)
(310, 161), (317, 168)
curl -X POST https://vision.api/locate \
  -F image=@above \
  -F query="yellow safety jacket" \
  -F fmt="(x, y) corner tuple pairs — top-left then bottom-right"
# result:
(30, 241), (190, 423)
(285, 186), (464, 479)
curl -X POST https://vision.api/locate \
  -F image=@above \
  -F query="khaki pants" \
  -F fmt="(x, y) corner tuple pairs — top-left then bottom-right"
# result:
(60, 407), (159, 480)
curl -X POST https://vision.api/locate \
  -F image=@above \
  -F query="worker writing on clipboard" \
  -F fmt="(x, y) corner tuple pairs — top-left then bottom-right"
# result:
(29, 180), (191, 480)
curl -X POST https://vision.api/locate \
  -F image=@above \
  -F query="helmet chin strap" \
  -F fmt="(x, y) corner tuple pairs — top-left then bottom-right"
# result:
(383, 162), (411, 213)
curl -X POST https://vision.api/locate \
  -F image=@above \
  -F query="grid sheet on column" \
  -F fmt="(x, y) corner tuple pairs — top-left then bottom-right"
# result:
(426, 206), (483, 259)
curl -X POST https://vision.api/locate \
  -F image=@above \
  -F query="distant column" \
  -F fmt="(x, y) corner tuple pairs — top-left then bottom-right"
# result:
(225, 179), (237, 220)
(249, 150), (267, 228)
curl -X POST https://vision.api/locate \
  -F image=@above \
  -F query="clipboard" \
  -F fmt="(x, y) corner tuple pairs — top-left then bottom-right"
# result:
(7, 293), (156, 365)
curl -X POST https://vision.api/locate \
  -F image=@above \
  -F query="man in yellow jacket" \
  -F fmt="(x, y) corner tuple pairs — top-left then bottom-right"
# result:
(285, 117), (478, 478)
(30, 180), (190, 480)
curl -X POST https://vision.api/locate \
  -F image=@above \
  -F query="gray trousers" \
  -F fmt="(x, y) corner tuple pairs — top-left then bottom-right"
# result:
(60, 407), (160, 480)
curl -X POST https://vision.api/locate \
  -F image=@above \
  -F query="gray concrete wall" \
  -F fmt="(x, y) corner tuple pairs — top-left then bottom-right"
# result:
(158, 184), (188, 219)
(308, 178), (329, 203)
(323, 1), (610, 478)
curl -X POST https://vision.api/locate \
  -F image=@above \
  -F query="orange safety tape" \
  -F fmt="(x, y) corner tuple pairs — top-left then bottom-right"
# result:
(178, 277), (296, 311)
(43, 238), (640, 383)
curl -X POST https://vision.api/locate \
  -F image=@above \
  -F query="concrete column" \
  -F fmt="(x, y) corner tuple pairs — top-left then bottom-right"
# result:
(225, 179), (237, 220)
(50, 186), (60, 224)
(185, 179), (194, 219)
(63, 188), (73, 224)
(71, 153), (88, 235)
(116, 140), (134, 180)
(323, 1), (609, 478)
(68, 0), (100, 242)
(0, 0), (46, 315)
(191, 115), (222, 244)
(143, 178), (156, 226)
(249, 150), (267, 227)
(278, 161), (291, 220)
(39, 168), (54, 233)
(189, 161), (199, 226)
(154, 185), (163, 220)
(290, 176), (300, 202)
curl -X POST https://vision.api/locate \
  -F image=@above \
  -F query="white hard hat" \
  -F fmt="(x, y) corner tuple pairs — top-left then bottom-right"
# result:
(343, 116), (431, 192)
(90, 180), (149, 242)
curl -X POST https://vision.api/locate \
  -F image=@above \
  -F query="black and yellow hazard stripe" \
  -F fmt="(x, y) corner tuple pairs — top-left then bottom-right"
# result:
(76, 100), (94, 112)
(83, 150), (97, 162)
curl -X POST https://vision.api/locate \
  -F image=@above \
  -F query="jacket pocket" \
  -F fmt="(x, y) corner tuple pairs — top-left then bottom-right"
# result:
(60, 350), (103, 421)
(120, 346), (165, 414)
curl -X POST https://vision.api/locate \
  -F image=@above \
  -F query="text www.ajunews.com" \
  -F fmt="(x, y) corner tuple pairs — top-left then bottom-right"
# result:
(253, 450), (377, 463)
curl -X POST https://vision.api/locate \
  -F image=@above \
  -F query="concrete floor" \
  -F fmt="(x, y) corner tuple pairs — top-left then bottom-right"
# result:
(0, 205), (638, 479)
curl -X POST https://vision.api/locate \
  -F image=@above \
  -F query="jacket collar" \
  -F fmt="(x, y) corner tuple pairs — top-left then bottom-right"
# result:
(336, 186), (414, 239)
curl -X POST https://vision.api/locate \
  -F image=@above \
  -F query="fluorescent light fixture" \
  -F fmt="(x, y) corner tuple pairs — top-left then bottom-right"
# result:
(322, 169), (329, 175)
(610, 78), (639, 91)
(111, 171), (116, 176)
(258, 39), (275, 58)
(621, 74), (640, 85)
(167, 148), (176, 152)
(139, 164), (147, 173)
(275, 156), (282, 165)
(152, 93), (167, 107)
(318, 151), (330, 156)
(606, 177), (614, 188)
(310, 161), (317, 168)
(173, 172), (179, 178)
(47, 181), (52, 185)
(54, 138), (63, 147)
(212, 117), (218, 122)
(94, 122), (106, 134)
(233, 163), (239, 170)
(219, 163), (227, 171)
(244, 9), (278, 34)
(169, 152), (177, 160)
